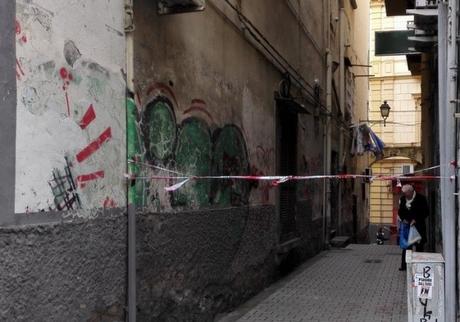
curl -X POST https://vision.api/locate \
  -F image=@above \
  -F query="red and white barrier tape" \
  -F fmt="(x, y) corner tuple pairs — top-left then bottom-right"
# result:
(126, 160), (457, 192)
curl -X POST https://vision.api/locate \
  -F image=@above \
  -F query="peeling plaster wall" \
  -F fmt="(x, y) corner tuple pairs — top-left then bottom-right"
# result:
(15, 0), (126, 214)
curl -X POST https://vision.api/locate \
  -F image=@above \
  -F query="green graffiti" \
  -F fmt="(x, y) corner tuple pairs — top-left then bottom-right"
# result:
(127, 97), (147, 207)
(211, 125), (249, 206)
(142, 99), (176, 161)
(173, 118), (212, 207)
(130, 92), (250, 209)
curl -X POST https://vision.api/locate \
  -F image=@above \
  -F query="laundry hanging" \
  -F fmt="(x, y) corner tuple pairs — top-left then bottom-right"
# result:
(350, 124), (385, 157)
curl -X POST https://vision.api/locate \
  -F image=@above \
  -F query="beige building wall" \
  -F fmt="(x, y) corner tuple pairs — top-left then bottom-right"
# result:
(348, 0), (371, 234)
(370, 157), (417, 225)
(369, 0), (421, 226)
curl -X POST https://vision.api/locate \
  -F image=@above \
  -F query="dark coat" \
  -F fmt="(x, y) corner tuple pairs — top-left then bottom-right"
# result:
(398, 193), (429, 244)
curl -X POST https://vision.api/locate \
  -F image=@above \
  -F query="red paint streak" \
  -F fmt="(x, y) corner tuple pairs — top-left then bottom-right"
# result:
(146, 82), (178, 107)
(134, 84), (143, 106)
(59, 67), (73, 116)
(15, 20), (27, 44)
(77, 170), (105, 183)
(60, 67), (68, 79)
(16, 58), (25, 76)
(191, 98), (206, 105)
(76, 127), (112, 163)
(103, 197), (117, 208)
(15, 20), (21, 34)
(65, 92), (70, 117)
(16, 58), (25, 79)
(79, 104), (96, 129)
(183, 104), (214, 122)
(183, 98), (214, 122)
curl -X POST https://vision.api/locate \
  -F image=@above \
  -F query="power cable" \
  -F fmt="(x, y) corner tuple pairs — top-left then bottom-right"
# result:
(221, 0), (353, 136)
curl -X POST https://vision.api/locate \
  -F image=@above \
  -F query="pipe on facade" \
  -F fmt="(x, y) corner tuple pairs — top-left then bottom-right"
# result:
(338, 5), (346, 234)
(125, 0), (136, 321)
(324, 50), (332, 247)
(438, 3), (457, 320)
(323, 0), (332, 248)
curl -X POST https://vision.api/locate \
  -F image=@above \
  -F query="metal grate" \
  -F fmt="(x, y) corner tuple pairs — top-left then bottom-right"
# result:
(278, 109), (298, 242)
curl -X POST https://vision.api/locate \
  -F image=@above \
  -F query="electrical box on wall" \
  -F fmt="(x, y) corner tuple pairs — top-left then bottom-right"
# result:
(157, 0), (205, 15)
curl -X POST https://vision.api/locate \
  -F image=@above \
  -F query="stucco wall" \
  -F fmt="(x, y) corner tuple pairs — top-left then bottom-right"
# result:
(15, 0), (126, 214)
(136, 205), (278, 321)
(0, 213), (127, 322)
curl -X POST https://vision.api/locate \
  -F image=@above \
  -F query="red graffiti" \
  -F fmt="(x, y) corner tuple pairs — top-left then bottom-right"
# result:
(79, 104), (96, 129)
(145, 82), (178, 107)
(76, 127), (112, 163)
(16, 58), (25, 80)
(76, 170), (105, 188)
(15, 20), (27, 80)
(103, 197), (117, 208)
(15, 20), (21, 34)
(15, 19), (27, 44)
(59, 67), (73, 117)
(183, 99), (214, 122)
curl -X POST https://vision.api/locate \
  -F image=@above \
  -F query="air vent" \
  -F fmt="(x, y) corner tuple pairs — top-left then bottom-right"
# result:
(402, 164), (414, 175)
(158, 0), (205, 15)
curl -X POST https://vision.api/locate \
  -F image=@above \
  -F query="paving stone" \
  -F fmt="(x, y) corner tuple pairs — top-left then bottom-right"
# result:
(219, 244), (407, 322)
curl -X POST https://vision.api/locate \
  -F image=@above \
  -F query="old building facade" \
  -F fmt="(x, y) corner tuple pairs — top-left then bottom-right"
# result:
(0, 1), (369, 320)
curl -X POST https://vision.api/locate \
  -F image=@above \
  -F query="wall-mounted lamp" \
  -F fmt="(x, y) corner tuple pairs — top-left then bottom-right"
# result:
(358, 100), (392, 127)
(379, 100), (391, 126)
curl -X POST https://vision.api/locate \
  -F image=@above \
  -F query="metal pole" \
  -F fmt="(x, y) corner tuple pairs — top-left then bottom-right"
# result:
(322, 0), (332, 248)
(438, 3), (456, 320)
(338, 6), (345, 234)
(128, 203), (136, 322)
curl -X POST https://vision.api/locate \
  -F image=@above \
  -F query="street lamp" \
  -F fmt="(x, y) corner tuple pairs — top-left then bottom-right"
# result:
(379, 100), (391, 126)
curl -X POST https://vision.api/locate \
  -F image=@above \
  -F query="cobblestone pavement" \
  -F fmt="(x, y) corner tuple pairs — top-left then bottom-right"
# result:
(218, 244), (407, 322)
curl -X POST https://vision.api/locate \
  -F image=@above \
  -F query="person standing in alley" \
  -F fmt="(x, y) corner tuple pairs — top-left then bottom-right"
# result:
(398, 184), (429, 271)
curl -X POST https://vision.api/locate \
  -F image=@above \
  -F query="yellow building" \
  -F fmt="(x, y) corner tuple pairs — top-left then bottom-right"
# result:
(369, 0), (421, 229)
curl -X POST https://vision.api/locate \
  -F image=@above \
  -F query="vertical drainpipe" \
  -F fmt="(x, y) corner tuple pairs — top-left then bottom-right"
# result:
(338, 2), (345, 235)
(438, 2), (457, 321)
(323, 0), (332, 247)
(125, 0), (136, 321)
(447, 0), (459, 318)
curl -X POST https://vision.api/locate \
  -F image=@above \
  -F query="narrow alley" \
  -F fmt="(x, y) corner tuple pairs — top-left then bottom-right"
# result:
(218, 244), (406, 322)
(0, 0), (458, 321)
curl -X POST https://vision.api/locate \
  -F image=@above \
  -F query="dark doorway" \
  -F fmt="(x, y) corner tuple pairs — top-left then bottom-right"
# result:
(330, 150), (339, 233)
(278, 107), (298, 243)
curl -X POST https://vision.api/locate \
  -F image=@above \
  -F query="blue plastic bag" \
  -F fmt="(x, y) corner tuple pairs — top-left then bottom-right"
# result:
(399, 222), (410, 249)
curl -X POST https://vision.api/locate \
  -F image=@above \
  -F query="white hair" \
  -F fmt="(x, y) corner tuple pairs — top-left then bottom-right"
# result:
(401, 184), (414, 193)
